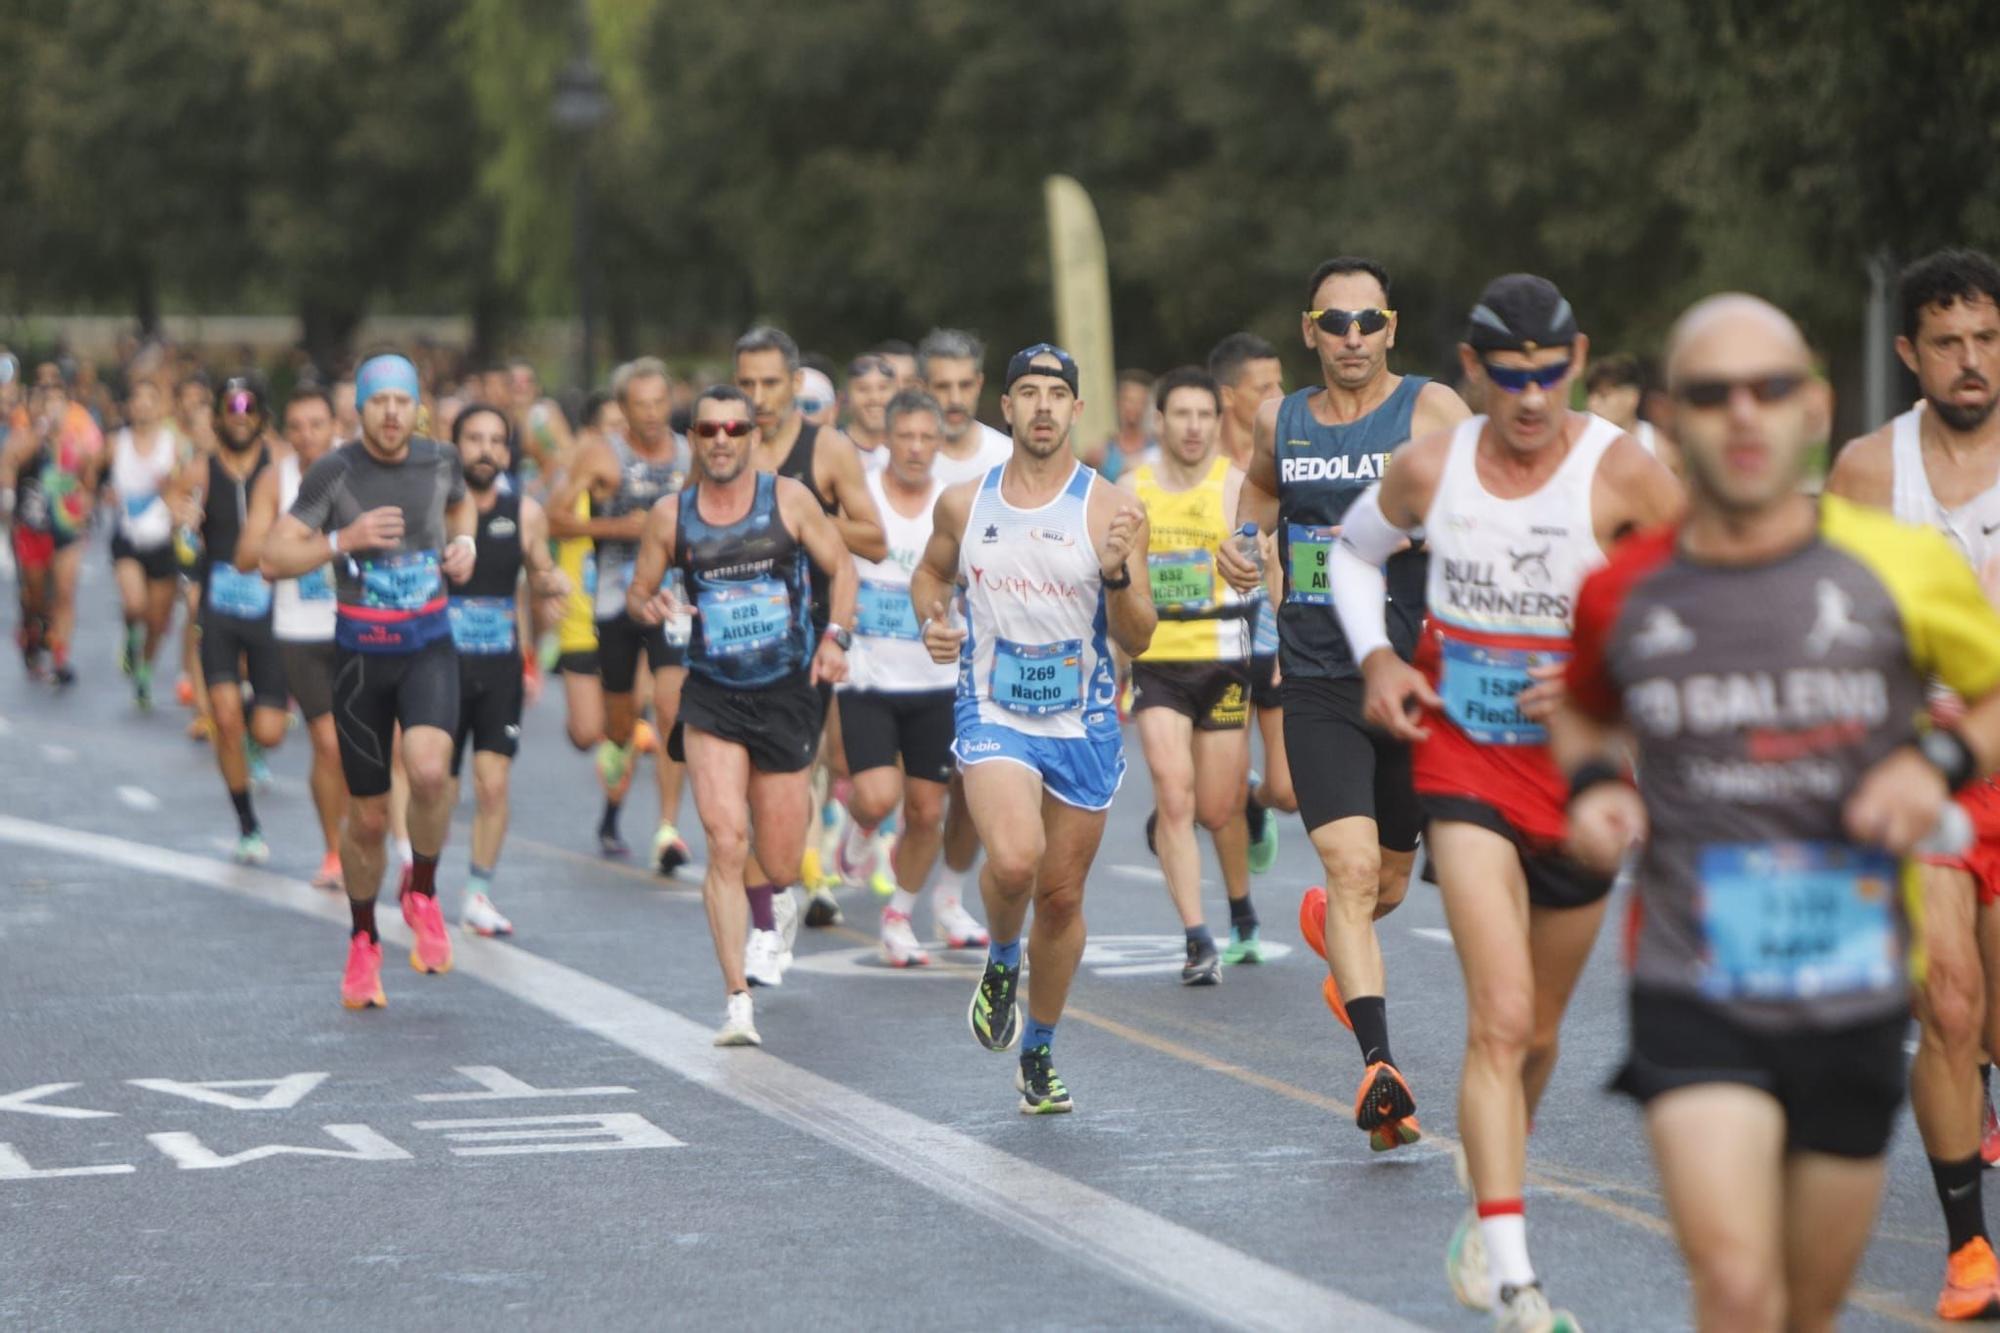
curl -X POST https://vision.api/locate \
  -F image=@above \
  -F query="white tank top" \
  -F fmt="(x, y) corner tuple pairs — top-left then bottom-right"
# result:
(1889, 405), (2000, 572)
(273, 453), (337, 643)
(933, 423), (1015, 488)
(1421, 413), (1617, 744)
(844, 469), (955, 694)
(955, 462), (1119, 740)
(1633, 420), (1659, 457)
(111, 425), (178, 549)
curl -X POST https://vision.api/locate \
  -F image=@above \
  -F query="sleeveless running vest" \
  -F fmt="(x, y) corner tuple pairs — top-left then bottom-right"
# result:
(202, 447), (273, 622)
(111, 425), (177, 549)
(1131, 456), (1253, 662)
(674, 472), (814, 688)
(1889, 406), (2000, 572)
(1275, 377), (1430, 679)
(593, 432), (688, 620)
(847, 468), (954, 693)
(273, 453), (336, 643)
(955, 462), (1118, 741)
(775, 420), (838, 630)
(450, 492), (524, 656)
(555, 491), (598, 654)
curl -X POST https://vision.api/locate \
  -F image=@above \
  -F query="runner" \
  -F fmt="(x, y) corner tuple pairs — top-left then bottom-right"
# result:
(1332, 274), (1681, 1326)
(171, 372), (217, 734)
(1126, 367), (1261, 982)
(546, 358), (694, 873)
(1209, 331), (1292, 871)
(236, 385), (346, 890)
(873, 339), (922, 394)
(1556, 292), (2000, 1332)
(627, 384), (857, 1046)
(165, 376), (287, 864)
(445, 404), (568, 936)
(504, 358), (574, 487)
(259, 352), (477, 1009)
(911, 342), (1155, 1114)
(1823, 246), (2000, 1319)
(2, 375), (104, 685)
(842, 354), (898, 473)
(834, 389), (990, 964)
(1216, 255), (1470, 1147)
(545, 390), (625, 837)
(1584, 354), (1678, 471)
(107, 376), (181, 709)
(1096, 368), (1160, 481)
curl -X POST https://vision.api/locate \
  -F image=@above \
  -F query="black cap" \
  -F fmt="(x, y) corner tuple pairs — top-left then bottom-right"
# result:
(1465, 275), (1577, 353)
(1004, 342), (1080, 393)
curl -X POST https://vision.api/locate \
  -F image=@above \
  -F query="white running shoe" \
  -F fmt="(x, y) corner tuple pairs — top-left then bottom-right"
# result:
(713, 991), (761, 1047)
(1494, 1283), (1579, 1332)
(744, 928), (786, 988)
(836, 819), (877, 885)
(461, 892), (514, 938)
(771, 887), (800, 969)
(1447, 1207), (1491, 1311)
(934, 899), (990, 949)
(880, 908), (931, 967)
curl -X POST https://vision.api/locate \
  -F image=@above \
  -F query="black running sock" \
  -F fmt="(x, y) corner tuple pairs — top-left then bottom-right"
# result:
(1348, 996), (1393, 1068)
(350, 898), (378, 943)
(1185, 924), (1214, 949)
(228, 787), (257, 837)
(599, 799), (622, 837)
(1229, 894), (1257, 931)
(1931, 1154), (1987, 1252)
(408, 852), (439, 898)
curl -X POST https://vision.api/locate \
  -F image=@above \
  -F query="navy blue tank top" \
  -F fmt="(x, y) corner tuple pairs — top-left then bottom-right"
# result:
(674, 472), (814, 688)
(1274, 377), (1429, 679)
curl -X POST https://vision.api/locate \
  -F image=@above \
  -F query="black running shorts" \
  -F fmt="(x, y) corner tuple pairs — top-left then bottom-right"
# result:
(280, 639), (337, 721)
(596, 613), (683, 693)
(1130, 660), (1251, 731)
(199, 606), (288, 706)
(452, 651), (525, 774)
(1280, 675), (1421, 849)
(838, 688), (956, 784)
(555, 649), (600, 677)
(111, 534), (177, 582)
(670, 671), (820, 774)
(1419, 795), (1613, 910)
(1249, 654), (1280, 711)
(1612, 987), (1906, 1159)
(332, 639), (460, 798)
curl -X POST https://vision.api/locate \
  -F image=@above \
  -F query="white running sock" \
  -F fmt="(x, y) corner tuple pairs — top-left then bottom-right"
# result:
(932, 867), (964, 913)
(395, 837), (414, 869)
(840, 818), (875, 868)
(889, 889), (919, 916)
(1478, 1211), (1534, 1303)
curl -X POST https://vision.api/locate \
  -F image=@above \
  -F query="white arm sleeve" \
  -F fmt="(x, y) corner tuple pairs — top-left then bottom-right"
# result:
(1330, 484), (1412, 667)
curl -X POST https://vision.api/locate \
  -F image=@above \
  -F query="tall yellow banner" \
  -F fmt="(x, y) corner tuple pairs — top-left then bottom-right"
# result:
(1044, 175), (1116, 460)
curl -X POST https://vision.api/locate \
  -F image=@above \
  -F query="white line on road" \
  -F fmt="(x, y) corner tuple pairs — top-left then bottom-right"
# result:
(0, 714), (13, 736)
(1108, 862), (1165, 883)
(116, 786), (160, 812)
(39, 744), (74, 764)
(0, 814), (1421, 1333)
(1409, 927), (1453, 946)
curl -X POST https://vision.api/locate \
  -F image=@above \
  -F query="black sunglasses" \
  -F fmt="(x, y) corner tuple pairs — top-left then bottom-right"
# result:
(1305, 308), (1395, 337)
(1672, 374), (1807, 409)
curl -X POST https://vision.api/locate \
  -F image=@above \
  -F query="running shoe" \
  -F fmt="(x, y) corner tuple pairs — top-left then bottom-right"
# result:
(935, 900), (990, 949)
(1983, 1091), (2000, 1168)
(837, 819), (879, 885)
(461, 892), (514, 937)
(401, 891), (455, 974)
(1939, 1237), (2000, 1320)
(247, 739), (272, 789)
(1446, 1207), (1492, 1311)
(233, 831), (270, 866)
(134, 662), (153, 711)
(634, 719), (658, 754)
(1494, 1283), (1580, 1333)
(1246, 772), (1278, 874)
(598, 823), (630, 858)
(1181, 936), (1222, 986)
(772, 887), (800, 968)
(1016, 1045), (1073, 1115)
(187, 714), (213, 742)
(803, 883), (843, 928)
(595, 738), (632, 788)
(714, 991), (761, 1047)
(968, 957), (1022, 1051)
(397, 863), (414, 902)
(175, 674), (195, 707)
(311, 851), (343, 890)
(880, 908), (931, 967)
(1299, 886), (1353, 1029)
(744, 928), (785, 988)
(1354, 1061), (1421, 1152)
(51, 663), (76, 689)
(341, 933), (386, 1010)
(1221, 924), (1265, 964)
(652, 823), (691, 877)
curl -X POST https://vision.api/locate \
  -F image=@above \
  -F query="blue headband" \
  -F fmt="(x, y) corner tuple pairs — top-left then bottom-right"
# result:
(355, 355), (421, 414)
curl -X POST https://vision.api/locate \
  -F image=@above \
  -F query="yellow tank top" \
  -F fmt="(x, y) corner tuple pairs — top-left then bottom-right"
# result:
(556, 491), (598, 655)
(1132, 456), (1250, 662)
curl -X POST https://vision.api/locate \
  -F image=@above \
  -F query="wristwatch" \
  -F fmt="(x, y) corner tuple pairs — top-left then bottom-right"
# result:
(1918, 727), (1978, 792)
(1101, 564), (1132, 590)
(823, 624), (853, 652)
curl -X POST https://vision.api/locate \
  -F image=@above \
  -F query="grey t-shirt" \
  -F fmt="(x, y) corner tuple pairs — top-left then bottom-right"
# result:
(289, 437), (465, 610)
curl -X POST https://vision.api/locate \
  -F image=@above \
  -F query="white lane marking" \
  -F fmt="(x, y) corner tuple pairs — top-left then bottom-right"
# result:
(1108, 862), (1165, 883)
(39, 744), (74, 764)
(0, 714), (13, 736)
(0, 815), (1420, 1333)
(117, 786), (160, 812)
(1410, 927), (1453, 946)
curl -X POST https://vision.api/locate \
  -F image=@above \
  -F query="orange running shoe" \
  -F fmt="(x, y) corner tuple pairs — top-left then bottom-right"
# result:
(401, 891), (455, 975)
(1940, 1237), (2000, 1320)
(1354, 1061), (1421, 1153)
(1299, 887), (1354, 1030)
(634, 719), (659, 755)
(341, 933), (386, 1010)
(311, 851), (343, 891)
(175, 675), (195, 707)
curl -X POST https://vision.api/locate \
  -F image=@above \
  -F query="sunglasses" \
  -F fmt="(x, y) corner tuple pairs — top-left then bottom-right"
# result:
(224, 392), (259, 416)
(798, 396), (830, 416)
(1672, 373), (1807, 409)
(1482, 360), (1572, 393)
(1306, 308), (1395, 337)
(693, 418), (754, 439)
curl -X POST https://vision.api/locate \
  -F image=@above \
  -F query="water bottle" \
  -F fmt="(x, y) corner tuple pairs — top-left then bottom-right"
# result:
(1917, 801), (1975, 857)
(1236, 523), (1264, 574)
(173, 486), (205, 570)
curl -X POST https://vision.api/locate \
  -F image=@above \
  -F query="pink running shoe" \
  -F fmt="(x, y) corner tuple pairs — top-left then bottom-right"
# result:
(311, 851), (343, 891)
(401, 892), (455, 975)
(342, 933), (386, 1010)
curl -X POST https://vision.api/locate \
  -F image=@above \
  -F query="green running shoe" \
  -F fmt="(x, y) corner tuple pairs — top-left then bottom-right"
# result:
(1015, 1045), (1073, 1115)
(596, 738), (632, 788)
(1221, 924), (1264, 964)
(1246, 772), (1278, 874)
(967, 957), (1021, 1051)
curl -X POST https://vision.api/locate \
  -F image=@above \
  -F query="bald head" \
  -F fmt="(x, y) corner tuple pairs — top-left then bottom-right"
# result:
(1665, 293), (1826, 518)
(1665, 294), (1812, 385)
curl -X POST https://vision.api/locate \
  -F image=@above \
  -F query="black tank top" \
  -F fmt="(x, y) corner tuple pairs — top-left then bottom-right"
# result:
(773, 421), (835, 628)
(458, 492), (524, 599)
(673, 472), (813, 688)
(200, 446), (271, 614)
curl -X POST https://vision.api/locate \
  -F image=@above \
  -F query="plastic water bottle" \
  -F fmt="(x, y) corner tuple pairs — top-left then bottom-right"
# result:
(1236, 522), (1264, 574)
(1917, 801), (1975, 857)
(174, 486), (205, 569)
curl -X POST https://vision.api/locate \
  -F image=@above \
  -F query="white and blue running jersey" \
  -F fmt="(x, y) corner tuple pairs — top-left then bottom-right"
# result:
(955, 461), (1119, 741)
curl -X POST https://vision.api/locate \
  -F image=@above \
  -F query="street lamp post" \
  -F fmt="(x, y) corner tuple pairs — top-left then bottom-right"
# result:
(552, 54), (611, 392)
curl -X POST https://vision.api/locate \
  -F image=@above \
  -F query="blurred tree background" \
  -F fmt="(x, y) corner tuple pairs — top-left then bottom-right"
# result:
(2, 0), (1996, 431)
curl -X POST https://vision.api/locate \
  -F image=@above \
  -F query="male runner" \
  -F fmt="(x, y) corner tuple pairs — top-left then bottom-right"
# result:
(261, 353), (476, 1009)
(627, 384), (856, 1046)
(1209, 331), (1291, 869)
(107, 377), (181, 708)
(842, 354), (898, 472)
(1, 373), (102, 685)
(1583, 354), (1676, 470)
(166, 376), (287, 863)
(874, 340), (922, 394)
(1097, 368), (1160, 481)
(835, 389), (990, 964)
(505, 358), (573, 486)
(446, 404), (567, 935)
(237, 386), (346, 889)
(1216, 256), (1470, 1145)
(170, 372), (216, 730)
(1333, 275), (1680, 1324)
(1127, 367), (1260, 982)
(547, 358), (694, 872)
(1558, 293), (2000, 1332)
(1824, 247), (2000, 1318)
(913, 343), (1155, 1114)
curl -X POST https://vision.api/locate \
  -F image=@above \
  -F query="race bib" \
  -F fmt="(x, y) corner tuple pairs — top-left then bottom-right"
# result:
(698, 578), (791, 658)
(208, 563), (272, 619)
(1438, 638), (1563, 746)
(594, 556), (633, 619)
(991, 638), (1083, 715)
(1697, 842), (1901, 1002)
(295, 566), (334, 602)
(449, 596), (518, 655)
(1147, 549), (1215, 613)
(359, 551), (442, 611)
(857, 578), (921, 641)
(1285, 523), (1336, 605)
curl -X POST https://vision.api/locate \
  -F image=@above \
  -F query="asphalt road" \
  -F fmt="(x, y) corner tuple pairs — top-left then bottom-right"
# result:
(0, 545), (1968, 1330)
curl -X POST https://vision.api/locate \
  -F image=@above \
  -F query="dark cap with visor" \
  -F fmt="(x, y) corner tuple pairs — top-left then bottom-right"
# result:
(1465, 275), (1578, 353)
(1004, 342), (1080, 393)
